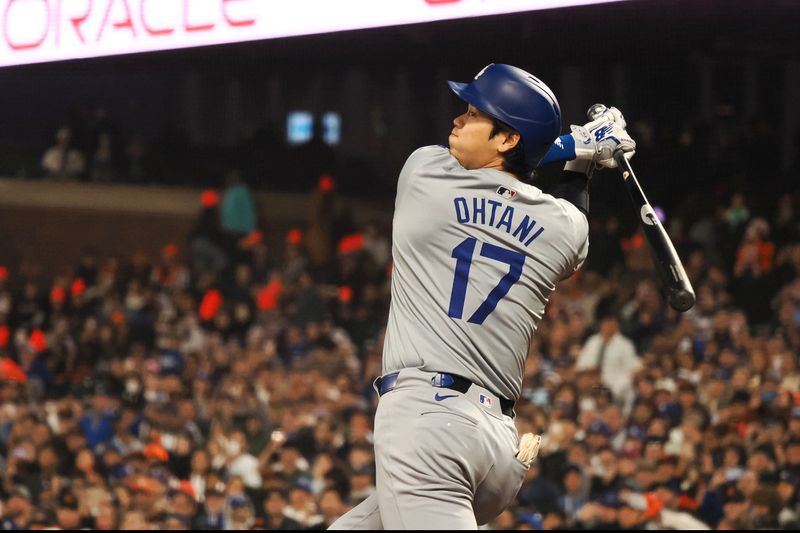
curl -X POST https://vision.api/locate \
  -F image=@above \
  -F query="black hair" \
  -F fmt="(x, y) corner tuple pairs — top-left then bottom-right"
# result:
(489, 118), (534, 181)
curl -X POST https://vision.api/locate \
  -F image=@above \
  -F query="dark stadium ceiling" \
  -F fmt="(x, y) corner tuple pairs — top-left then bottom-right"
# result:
(3, 0), (798, 75)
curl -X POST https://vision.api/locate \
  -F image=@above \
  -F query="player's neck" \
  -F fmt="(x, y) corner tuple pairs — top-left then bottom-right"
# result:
(483, 157), (517, 179)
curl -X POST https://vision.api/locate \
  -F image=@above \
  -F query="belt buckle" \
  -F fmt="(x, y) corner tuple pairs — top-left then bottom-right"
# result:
(431, 373), (455, 388)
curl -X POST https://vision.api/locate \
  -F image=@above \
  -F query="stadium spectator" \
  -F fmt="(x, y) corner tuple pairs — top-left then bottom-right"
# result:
(89, 132), (116, 182)
(41, 127), (86, 180)
(220, 169), (256, 238)
(0, 166), (797, 531)
(576, 311), (642, 409)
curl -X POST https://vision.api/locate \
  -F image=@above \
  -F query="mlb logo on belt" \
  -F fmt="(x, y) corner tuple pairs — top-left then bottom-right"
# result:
(496, 186), (517, 200)
(479, 394), (493, 408)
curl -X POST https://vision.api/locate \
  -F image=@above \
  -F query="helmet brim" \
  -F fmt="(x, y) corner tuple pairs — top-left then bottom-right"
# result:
(448, 80), (505, 124)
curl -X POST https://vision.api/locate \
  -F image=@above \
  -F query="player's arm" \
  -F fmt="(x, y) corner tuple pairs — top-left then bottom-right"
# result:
(552, 169), (591, 215)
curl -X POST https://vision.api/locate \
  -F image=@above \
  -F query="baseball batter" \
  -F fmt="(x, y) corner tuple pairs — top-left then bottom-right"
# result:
(330, 63), (634, 530)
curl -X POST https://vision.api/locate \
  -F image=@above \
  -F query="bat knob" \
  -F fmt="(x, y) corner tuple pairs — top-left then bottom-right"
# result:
(587, 103), (608, 121)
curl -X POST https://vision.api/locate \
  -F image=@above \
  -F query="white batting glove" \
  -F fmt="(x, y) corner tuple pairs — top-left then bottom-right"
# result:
(564, 111), (636, 175)
(593, 106), (634, 168)
(515, 433), (542, 466)
(595, 120), (636, 169)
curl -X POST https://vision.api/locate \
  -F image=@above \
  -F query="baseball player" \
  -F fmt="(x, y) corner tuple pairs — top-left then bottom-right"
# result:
(330, 63), (635, 530)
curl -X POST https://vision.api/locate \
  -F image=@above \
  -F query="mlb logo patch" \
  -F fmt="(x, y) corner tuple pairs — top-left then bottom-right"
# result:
(496, 186), (517, 201)
(479, 394), (493, 408)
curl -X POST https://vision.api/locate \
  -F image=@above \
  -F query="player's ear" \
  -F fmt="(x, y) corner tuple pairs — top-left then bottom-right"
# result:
(497, 132), (521, 154)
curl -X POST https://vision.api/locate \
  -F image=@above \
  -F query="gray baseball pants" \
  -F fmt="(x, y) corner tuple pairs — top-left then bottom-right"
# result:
(329, 367), (528, 530)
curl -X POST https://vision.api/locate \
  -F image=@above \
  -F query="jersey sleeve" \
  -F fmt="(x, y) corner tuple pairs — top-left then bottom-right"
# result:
(573, 227), (590, 272)
(558, 198), (590, 276)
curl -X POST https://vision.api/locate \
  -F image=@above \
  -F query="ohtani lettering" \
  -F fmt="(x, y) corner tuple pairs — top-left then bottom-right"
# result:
(453, 196), (545, 247)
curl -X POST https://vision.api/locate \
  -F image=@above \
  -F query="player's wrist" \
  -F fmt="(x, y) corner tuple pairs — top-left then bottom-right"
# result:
(568, 125), (598, 161)
(539, 134), (576, 166)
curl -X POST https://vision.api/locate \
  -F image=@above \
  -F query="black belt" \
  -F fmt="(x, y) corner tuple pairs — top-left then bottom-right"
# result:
(377, 371), (515, 418)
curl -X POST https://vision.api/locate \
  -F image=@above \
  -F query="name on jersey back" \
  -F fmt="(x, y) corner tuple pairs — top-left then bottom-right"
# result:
(453, 196), (545, 247)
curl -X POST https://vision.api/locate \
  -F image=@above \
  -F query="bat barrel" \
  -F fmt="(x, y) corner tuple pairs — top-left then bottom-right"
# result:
(614, 152), (696, 312)
(669, 289), (695, 313)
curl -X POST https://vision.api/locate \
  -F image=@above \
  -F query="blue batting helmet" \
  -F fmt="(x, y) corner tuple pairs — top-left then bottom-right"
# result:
(448, 63), (561, 169)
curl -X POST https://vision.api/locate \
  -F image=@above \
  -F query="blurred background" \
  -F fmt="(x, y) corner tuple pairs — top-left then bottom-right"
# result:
(0, 0), (799, 529)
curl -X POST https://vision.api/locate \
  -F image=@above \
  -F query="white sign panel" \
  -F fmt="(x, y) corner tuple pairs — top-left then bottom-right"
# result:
(0, 0), (631, 68)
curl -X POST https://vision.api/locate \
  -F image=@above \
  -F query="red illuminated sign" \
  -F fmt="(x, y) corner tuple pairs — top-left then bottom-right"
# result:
(2, 0), (255, 51)
(0, 0), (632, 67)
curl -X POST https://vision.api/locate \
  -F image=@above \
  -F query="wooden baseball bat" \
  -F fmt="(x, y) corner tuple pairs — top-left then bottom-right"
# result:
(587, 104), (695, 312)
(614, 152), (695, 312)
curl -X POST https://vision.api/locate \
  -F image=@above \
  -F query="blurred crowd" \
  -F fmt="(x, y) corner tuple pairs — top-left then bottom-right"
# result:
(1, 139), (799, 530)
(25, 97), (799, 206)
(31, 106), (352, 196)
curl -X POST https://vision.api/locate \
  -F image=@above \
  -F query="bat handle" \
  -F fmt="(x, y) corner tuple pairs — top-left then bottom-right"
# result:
(614, 150), (639, 182)
(615, 150), (630, 176)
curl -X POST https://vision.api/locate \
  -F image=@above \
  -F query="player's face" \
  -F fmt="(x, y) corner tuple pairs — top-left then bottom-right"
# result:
(449, 105), (514, 171)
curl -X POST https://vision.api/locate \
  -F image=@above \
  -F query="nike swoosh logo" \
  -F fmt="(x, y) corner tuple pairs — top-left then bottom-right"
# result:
(434, 393), (458, 401)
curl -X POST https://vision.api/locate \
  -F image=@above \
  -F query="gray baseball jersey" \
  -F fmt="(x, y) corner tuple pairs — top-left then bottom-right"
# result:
(329, 145), (589, 531)
(382, 145), (589, 400)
